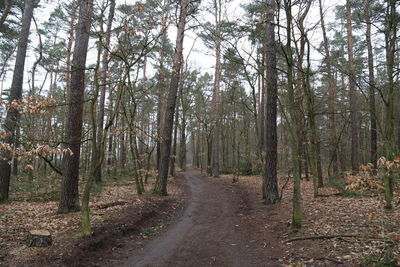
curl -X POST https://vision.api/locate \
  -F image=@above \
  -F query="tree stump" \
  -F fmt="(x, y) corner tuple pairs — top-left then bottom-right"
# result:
(26, 230), (52, 247)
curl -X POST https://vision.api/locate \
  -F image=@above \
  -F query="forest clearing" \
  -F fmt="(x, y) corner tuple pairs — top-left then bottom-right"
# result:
(1, 0), (400, 266)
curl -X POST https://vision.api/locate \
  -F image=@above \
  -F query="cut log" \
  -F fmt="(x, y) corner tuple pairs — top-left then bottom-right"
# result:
(26, 230), (52, 247)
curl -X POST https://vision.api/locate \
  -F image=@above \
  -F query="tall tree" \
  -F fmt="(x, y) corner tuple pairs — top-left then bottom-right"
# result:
(154, 0), (188, 195)
(58, 0), (94, 213)
(382, 0), (397, 209)
(346, 0), (359, 172)
(156, 0), (170, 171)
(0, 0), (35, 202)
(211, 0), (222, 177)
(304, 35), (323, 197)
(365, 0), (377, 168)
(263, 0), (279, 204)
(295, 0), (313, 191)
(95, 0), (115, 184)
(319, 0), (338, 178)
(283, 0), (302, 228)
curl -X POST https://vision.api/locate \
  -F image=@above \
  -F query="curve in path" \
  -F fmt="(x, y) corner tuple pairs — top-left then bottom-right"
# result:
(124, 170), (257, 267)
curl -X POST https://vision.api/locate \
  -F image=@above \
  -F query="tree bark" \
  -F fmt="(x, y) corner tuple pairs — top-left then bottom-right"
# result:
(0, 0), (35, 202)
(59, 0), (94, 213)
(154, 0), (188, 195)
(263, 0), (279, 205)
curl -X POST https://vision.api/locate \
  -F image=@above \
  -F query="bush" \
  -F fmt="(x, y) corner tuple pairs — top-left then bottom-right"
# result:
(237, 161), (253, 176)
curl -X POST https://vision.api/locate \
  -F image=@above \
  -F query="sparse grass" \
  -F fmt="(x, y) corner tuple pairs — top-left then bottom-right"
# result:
(364, 249), (399, 267)
(7, 164), (155, 203)
(9, 171), (61, 202)
(140, 221), (166, 236)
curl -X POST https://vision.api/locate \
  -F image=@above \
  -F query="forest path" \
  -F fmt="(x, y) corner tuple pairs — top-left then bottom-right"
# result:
(124, 170), (270, 267)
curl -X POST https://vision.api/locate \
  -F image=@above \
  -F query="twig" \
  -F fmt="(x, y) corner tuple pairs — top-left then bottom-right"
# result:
(291, 255), (344, 265)
(279, 174), (290, 200)
(285, 234), (385, 243)
(315, 257), (344, 265)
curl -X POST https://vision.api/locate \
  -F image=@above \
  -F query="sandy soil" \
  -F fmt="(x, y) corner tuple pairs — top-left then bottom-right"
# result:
(121, 170), (280, 267)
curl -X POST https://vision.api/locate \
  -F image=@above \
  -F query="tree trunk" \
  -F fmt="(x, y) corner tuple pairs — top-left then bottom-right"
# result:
(12, 126), (20, 176)
(295, 1), (312, 182)
(346, 0), (359, 172)
(383, 0), (397, 209)
(179, 115), (187, 171)
(0, 0), (35, 202)
(179, 75), (187, 171)
(398, 92), (400, 155)
(95, 0), (115, 184)
(319, 0), (338, 176)
(119, 115), (126, 169)
(170, 98), (179, 177)
(283, 0), (301, 229)
(365, 0), (377, 167)
(305, 36), (323, 197)
(0, 0), (11, 30)
(59, 0), (94, 213)
(65, 1), (78, 103)
(154, 0), (188, 196)
(156, 0), (170, 172)
(211, 0), (222, 177)
(107, 92), (114, 173)
(263, 0), (279, 205)
(259, 44), (266, 155)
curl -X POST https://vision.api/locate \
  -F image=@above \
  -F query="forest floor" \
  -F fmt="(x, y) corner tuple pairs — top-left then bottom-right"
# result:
(224, 173), (400, 266)
(0, 169), (399, 266)
(0, 171), (185, 266)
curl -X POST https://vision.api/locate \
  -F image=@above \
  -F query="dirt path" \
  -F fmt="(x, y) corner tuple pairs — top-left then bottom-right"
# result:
(124, 170), (275, 267)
